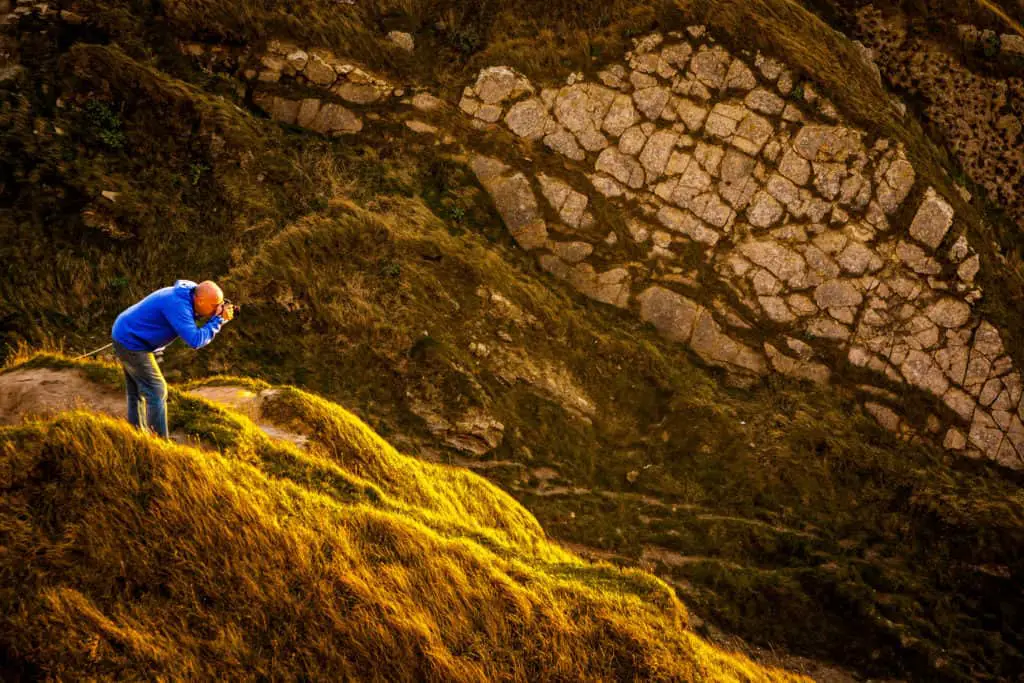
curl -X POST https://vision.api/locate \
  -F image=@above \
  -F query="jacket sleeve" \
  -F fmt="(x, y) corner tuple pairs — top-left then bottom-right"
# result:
(166, 297), (223, 350)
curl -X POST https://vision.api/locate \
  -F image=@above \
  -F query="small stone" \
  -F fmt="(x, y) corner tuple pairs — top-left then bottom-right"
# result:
(475, 66), (534, 104)
(909, 187), (954, 250)
(596, 148), (646, 189)
(746, 191), (784, 228)
(504, 98), (550, 140)
(638, 286), (702, 342)
(925, 298), (971, 328)
(744, 87), (785, 116)
(305, 55), (337, 86)
(865, 402), (901, 432)
(387, 31), (415, 52)
(544, 128), (585, 161)
(101, 190), (120, 202)
(814, 279), (863, 309)
(943, 427), (968, 450)
(411, 92), (444, 112)
(550, 241), (594, 264)
(689, 46), (729, 88)
(618, 126), (648, 156)
(958, 255), (980, 283)
(603, 94), (639, 137)
(405, 120), (437, 135)
(725, 59), (757, 91)
(633, 87), (672, 120)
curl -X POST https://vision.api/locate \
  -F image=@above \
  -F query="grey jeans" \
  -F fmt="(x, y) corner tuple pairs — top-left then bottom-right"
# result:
(112, 341), (169, 438)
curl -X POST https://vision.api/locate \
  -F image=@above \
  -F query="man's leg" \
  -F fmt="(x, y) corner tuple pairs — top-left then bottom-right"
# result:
(123, 366), (143, 429)
(135, 353), (169, 439)
(113, 343), (169, 439)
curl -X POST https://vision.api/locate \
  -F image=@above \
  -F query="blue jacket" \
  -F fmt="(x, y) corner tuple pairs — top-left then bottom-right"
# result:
(112, 280), (224, 352)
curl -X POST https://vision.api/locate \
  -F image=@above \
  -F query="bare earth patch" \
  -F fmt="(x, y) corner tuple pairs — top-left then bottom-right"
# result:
(0, 369), (308, 447)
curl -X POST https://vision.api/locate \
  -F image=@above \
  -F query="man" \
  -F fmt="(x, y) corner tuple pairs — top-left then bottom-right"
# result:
(111, 280), (235, 438)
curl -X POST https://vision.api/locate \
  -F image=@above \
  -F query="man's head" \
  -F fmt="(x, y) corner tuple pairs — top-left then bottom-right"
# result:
(193, 281), (224, 318)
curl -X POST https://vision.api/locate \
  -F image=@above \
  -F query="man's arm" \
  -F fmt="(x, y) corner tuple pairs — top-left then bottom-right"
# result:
(166, 298), (223, 350)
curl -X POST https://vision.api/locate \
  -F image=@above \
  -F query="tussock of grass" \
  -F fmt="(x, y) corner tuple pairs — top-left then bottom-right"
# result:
(0, 355), (800, 681)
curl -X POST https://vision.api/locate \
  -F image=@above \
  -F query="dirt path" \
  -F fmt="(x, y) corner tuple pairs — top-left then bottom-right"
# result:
(0, 368), (307, 447)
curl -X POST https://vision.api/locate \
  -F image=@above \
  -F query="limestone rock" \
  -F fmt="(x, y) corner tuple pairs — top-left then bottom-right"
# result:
(689, 46), (730, 88)
(909, 187), (954, 250)
(550, 240), (593, 263)
(411, 92), (444, 112)
(633, 87), (672, 120)
(253, 93), (300, 124)
(309, 102), (363, 134)
(638, 286), (702, 342)
(901, 349), (950, 396)
(333, 82), (382, 105)
(544, 128), (585, 161)
(765, 343), (831, 384)
(792, 125), (862, 163)
(554, 84), (615, 151)
(602, 94), (638, 137)
(865, 402), (901, 431)
(747, 191), (784, 228)
(596, 148), (646, 189)
(778, 148), (811, 186)
(925, 298), (971, 328)
(470, 155), (548, 250)
(537, 174), (589, 228)
(745, 88), (785, 116)
(505, 98), (551, 140)
(638, 130), (678, 179)
(387, 31), (415, 52)
(704, 102), (746, 139)
(739, 240), (805, 283)
(657, 206), (720, 246)
(674, 99), (709, 132)
(305, 54), (338, 86)
(690, 309), (768, 374)
(474, 66), (534, 104)
(725, 59), (758, 91)
(814, 280), (863, 309)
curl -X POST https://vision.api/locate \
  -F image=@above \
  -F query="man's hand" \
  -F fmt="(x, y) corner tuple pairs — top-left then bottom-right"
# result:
(218, 302), (235, 323)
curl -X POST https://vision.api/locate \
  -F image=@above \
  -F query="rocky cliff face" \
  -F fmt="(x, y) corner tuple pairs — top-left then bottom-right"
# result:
(175, 22), (1024, 468)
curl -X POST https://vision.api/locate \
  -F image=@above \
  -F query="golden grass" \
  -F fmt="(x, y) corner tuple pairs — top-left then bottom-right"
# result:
(0, 354), (804, 681)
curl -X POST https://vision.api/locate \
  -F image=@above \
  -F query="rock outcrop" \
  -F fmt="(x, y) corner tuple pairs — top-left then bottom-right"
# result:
(456, 29), (1022, 468)
(170, 21), (1024, 468)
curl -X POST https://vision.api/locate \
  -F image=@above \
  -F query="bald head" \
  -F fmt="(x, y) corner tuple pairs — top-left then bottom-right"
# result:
(193, 280), (224, 318)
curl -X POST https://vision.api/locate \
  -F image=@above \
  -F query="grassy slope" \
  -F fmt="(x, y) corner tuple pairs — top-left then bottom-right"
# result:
(1, 1), (1023, 680)
(0, 354), (796, 682)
